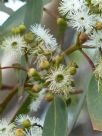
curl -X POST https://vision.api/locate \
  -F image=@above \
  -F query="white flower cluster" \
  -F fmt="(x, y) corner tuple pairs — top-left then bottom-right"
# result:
(59, 0), (102, 89)
(0, 115), (42, 136)
(0, 23), (76, 112)
(59, 0), (101, 33)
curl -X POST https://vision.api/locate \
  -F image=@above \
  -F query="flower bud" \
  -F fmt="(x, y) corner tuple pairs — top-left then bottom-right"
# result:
(57, 18), (67, 35)
(45, 92), (54, 102)
(55, 55), (64, 65)
(22, 119), (31, 128)
(11, 27), (20, 34)
(70, 62), (78, 68)
(96, 22), (102, 30)
(57, 18), (67, 27)
(69, 67), (77, 75)
(28, 68), (37, 77)
(39, 60), (50, 69)
(79, 33), (89, 44)
(15, 129), (25, 136)
(19, 24), (26, 33)
(32, 84), (41, 93)
(24, 32), (33, 43)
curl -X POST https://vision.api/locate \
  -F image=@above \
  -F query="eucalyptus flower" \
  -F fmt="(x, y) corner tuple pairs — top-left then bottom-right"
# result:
(25, 126), (42, 136)
(0, 119), (15, 134)
(46, 65), (74, 97)
(59, 0), (87, 16)
(34, 53), (48, 68)
(30, 24), (58, 53)
(2, 35), (27, 56)
(15, 114), (40, 128)
(67, 6), (97, 33)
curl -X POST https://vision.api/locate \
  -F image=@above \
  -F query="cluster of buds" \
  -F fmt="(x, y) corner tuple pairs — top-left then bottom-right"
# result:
(0, 20), (79, 114)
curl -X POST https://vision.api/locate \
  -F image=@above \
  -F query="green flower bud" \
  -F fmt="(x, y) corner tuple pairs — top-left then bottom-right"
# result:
(32, 84), (41, 93)
(69, 67), (77, 75)
(57, 18), (67, 27)
(39, 60), (50, 69)
(57, 18), (67, 34)
(96, 22), (102, 30)
(45, 92), (54, 102)
(28, 68), (37, 77)
(55, 55), (64, 65)
(70, 62), (78, 68)
(15, 129), (25, 136)
(19, 24), (26, 33)
(24, 32), (33, 43)
(22, 119), (31, 128)
(11, 27), (20, 34)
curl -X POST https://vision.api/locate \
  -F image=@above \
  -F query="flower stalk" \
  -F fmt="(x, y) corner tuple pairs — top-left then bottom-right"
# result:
(0, 64), (2, 89)
(0, 66), (27, 72)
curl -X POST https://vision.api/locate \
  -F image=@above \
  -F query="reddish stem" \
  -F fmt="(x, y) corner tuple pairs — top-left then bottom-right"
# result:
(69, 89), (83, 95)
(82, 45), (97, 49)
(80, 49), (95, 70)
(0, 66), (27, 72)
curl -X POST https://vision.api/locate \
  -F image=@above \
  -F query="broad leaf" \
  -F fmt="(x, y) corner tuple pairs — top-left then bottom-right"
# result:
(0, 5), (26, 34)
(0, 2), (13, 15)
(43, 0), (51, 5)
(18, 56), (27, 96)
(43, 97), (68, 136)
(87, 76), (102, 131)
(18, 56), (27, 86)
(24, 0), (43, 28)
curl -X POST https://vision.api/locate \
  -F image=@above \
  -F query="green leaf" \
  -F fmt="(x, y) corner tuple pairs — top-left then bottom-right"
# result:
(0, 5), (26, 34)
(0, 2), (13, 15)
(24, 0), (43, 28)
(43, 0), (51, 5)
(43, 97), (68, 136)
(18, 56), (27, 85)
(18, 56), (27, 96)
(87, 76), (102, 131)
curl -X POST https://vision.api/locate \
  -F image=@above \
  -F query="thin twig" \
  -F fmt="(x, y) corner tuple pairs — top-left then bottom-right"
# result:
(80, 49), (95, 70)
(69, 89), (83, 95)
(0, 66), (27, 72)
(1, 83), (33, 90)
(0, 85), (14, 90)
(82, 45), (97, 49)
(61, 45), (78, 57)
